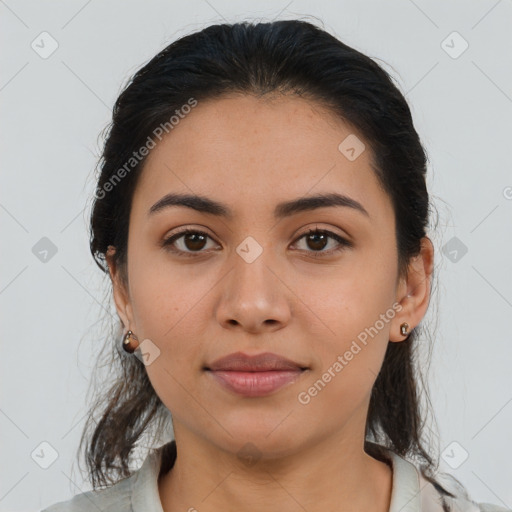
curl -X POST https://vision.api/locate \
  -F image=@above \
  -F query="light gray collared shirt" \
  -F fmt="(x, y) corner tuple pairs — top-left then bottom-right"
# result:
(41, 441), (510, 512)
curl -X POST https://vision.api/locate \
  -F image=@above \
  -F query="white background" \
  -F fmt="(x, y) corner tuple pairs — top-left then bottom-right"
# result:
(1, 1), (511, 511)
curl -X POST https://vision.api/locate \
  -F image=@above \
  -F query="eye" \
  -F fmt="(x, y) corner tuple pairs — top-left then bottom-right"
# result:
(291, 228), (353, 257)
(161, 227), (352, 258)
(161, 228), (219, 257)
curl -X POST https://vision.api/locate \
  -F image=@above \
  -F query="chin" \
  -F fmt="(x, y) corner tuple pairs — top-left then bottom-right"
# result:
(212, 422), (305, 460)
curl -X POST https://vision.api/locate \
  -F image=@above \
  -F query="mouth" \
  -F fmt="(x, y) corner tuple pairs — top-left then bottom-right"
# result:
(204, 352), (309, 397)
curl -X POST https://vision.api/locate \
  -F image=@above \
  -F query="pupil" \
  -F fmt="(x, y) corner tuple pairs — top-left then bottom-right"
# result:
(186, 233), (206, 251)
(308, 233), (327, 251)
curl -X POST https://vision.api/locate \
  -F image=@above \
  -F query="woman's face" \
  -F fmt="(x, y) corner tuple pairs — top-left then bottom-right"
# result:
(109, 93), (431, 457)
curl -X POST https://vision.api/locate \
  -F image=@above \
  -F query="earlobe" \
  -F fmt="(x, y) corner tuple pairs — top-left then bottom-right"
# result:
(106, 245), (133, 330)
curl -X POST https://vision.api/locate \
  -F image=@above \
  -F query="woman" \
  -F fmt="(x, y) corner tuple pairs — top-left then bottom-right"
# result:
(42, 19), (510, 512)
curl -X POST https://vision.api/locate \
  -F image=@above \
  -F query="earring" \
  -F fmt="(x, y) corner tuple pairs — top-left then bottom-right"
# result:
(122, 330), (140, 353)
(400, 322), (410, 337)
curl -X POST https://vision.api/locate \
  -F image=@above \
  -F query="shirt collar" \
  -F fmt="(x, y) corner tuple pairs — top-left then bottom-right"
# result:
(130, 440), (440, 512)
(383, 447), (423, 512)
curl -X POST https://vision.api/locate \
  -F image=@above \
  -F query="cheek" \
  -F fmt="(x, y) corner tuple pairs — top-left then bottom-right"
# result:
(294, 284), (393, 421)
(130, 280), (208, 420)
(127, 243), (205, 337)
(126, 244), (216, 356)
(292, 258), (396, 343)
(291, 256), (396, 400)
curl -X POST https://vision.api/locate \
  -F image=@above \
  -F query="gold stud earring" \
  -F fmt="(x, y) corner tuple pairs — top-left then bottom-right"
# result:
(122, 330), (140, 353)
(400, 322), (410, 336)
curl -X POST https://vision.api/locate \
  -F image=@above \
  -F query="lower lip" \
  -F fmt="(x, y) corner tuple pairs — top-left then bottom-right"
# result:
(207, 369), (304, 397)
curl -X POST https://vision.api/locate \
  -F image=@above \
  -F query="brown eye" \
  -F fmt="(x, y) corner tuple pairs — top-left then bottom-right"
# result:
(181, 232), (208, 251)
(162, 229), (218, 257)
(304, 232), (329, 251)
(292, 228), (352, 256)
(161, 227), (352, 259)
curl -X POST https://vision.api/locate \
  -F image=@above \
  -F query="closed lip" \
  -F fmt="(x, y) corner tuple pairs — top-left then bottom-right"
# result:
(205, 351), (308, 372)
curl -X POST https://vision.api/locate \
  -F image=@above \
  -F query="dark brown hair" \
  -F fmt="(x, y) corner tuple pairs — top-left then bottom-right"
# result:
(78, 18), (457, 504)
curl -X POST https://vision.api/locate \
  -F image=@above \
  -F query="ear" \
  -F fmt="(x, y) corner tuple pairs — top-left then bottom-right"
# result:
(389, 236), (434, 343)
(105, 245), (135, 331)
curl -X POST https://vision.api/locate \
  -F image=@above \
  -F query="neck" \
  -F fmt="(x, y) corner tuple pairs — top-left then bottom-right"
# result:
(158, 426), (393, 512)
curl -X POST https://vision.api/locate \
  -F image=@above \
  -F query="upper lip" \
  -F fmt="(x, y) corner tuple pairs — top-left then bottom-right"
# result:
(205, 352), (307, 372)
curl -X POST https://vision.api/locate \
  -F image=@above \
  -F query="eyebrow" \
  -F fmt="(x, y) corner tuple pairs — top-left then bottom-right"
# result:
(148, 192), (370, 220)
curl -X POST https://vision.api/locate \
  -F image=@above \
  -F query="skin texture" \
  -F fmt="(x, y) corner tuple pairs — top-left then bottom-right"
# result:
(106, 93), (434, 512)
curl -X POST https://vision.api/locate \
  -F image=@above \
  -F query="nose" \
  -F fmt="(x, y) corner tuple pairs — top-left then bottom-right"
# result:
(215, 247), (292, 334)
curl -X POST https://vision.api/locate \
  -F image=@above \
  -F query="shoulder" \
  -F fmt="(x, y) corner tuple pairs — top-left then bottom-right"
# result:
(40, 441), (174, 512)
(371, 442), (510, 512)
(41, 475), (133, 512)
(417, 465), (511, 512)
(40, 476), (133, 512)
(478, 504), (512, 512)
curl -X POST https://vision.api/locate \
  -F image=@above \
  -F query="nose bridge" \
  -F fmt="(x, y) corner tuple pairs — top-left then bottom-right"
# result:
(215, 234), (291, 331)
(234, 238), (274, 294)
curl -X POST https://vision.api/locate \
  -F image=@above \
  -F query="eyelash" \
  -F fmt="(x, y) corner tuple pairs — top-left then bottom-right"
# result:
(161, 227), (353, 259)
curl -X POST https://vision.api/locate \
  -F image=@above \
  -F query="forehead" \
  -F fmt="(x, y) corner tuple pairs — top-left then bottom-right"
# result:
(131, 94), (393, 228)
